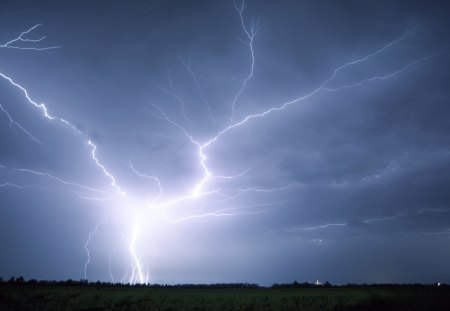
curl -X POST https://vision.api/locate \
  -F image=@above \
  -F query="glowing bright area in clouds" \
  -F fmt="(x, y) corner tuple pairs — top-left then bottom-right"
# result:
(1, 0), (450, 285)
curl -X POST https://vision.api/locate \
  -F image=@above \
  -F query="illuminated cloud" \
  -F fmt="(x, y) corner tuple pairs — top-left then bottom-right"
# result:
(0, 0), (449, 285)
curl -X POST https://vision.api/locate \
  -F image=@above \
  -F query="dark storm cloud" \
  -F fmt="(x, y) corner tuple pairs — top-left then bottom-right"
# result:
(0, 0), (450, 285)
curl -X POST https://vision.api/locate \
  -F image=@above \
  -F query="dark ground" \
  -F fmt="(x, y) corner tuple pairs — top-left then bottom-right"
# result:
(0, 282), (449, 311)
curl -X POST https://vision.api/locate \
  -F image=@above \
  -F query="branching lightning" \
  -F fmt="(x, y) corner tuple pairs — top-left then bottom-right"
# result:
(155, 70), (193, 131)
(286, 208), (450, 241)
(320, 28), (415, 88)
(128, 223), (147, 284)
(0, 70), (124, 198)
(15, 167), (108, 194)
(88, 140), (126, 196)
(1, 25), (129, 281)
(1, 1), (446, 284)
(200, 49), (443, 151)
(129, 160), (163, 206)
(1, 27), (124, 200)
(181, 57), (216, 125)
(104, 0), (445, 282)
(0, 24), (61, 51)
(230, 0), (258, 123)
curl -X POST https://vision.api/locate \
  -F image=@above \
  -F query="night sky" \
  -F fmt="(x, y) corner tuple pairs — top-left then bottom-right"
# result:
(1, 0), (450, 286)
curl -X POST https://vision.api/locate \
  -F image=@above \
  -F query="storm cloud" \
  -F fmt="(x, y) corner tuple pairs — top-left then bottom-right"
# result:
(0, 0), (449, 285)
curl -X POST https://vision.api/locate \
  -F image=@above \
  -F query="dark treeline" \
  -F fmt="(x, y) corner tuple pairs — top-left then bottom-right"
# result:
(271, 281), (448, 289)
(0, 277), (447, 289)
(0, 277), (260, 289)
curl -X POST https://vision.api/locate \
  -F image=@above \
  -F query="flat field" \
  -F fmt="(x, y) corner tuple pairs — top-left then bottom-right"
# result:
(0, 284), (449, 311)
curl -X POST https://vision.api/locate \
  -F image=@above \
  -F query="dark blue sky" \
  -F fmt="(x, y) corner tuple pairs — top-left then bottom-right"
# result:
(0, 0), (450, 285)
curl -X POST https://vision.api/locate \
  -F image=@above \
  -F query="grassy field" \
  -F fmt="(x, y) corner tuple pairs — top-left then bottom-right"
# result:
(0, 283), (449, 310)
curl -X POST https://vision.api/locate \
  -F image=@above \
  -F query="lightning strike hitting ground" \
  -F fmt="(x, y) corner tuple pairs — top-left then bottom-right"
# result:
(1, 25), (130, 280)
(117, 1), (445, 282)
(128, 223), (147, 284)
(84, 219), (108, 280)
(1, 1), (447, 284)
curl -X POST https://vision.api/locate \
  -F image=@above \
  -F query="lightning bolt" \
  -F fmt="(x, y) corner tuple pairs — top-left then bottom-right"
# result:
(0, 164), (117, 200)
(129, 161), (163, 206)
(286, 208), (450, 241)
(1, 27), (126, 200)
(163, 202), (280, 224)
(0, 182), (38, 189)
(84, 219), (108, 280)
(148, 104), (212, 201)
(15, 167), (108, 194)
(1, 26), (131, 281)
(88, 140), (126, 196)
(155, 70), (193, 132)
(237, 185), (294, 193)
(0, 103), (41, 143)
(288, 214), (407, 232)
(292, 223), (348, 231)
(148, 28), (439, 210)
(1, 1), (447, 285)
(0, 71), (80, 130)
(320, 28), (415, 88)
(134, 1), (445, 282)
(230, 0), (258, 123)
(201, 49), (443, 151)
(128, 223), (146, 284)
(0, 24), (61, 51)
(213, 165), (254, 181)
